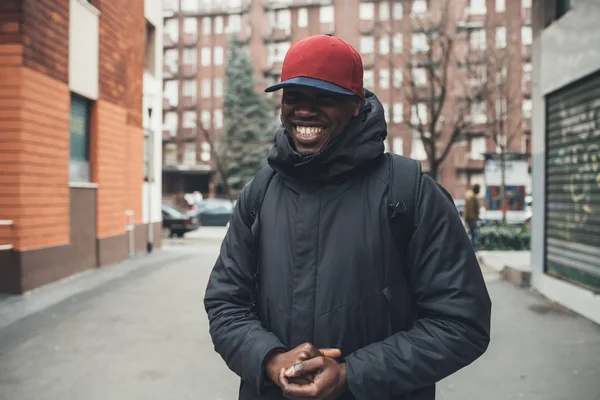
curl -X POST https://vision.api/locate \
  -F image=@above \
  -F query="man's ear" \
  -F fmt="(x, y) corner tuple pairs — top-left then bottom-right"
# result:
(352, 98), (362, 117)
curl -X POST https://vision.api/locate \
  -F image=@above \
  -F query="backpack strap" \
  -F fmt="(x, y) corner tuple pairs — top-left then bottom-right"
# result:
(386, 153), (422, 250)
(241, 165), (276, 230)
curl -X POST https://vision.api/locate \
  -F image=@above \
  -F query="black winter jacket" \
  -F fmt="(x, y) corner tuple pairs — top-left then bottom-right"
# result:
(204, 90), (492, 400)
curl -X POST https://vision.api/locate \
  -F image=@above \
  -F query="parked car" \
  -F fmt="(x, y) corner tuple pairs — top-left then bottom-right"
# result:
(191, 198), (235, 227)
(162, 204), (199, 238)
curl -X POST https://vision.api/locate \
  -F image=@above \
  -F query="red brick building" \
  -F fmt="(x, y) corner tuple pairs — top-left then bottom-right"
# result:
(162, 0), (532, 199)
(0, 0), (163, 294)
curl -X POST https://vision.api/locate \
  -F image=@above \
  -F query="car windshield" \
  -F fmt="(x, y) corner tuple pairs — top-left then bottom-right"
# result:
(163, 205), (186, 218)
(197, 199), (234, 212)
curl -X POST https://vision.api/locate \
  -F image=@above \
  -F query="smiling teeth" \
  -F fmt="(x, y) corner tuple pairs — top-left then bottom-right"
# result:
(297, 126), (323, 137)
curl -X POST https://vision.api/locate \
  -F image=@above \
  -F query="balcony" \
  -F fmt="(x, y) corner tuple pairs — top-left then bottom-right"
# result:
(163, 65), (179, 79)
(359, 20), (375, 34)
(162, 130), (177, 141)
(163, 98), (178, 110)
(182, 64), (197, 77)
(181, 96), (197, 109)
(522, 118), (531, 133)
(362, 53), (375, 68)
(522, 79), (532, 97)
(184, 0), (251, 16)
(183, 32), (197, 47)
(265, 0), (332, 9)
(522, 44), (532, 60)
(264, 61), (283, 76)
(265, 28), (291, 42)
(163, 33), (178, 48)
(457, 157), (485, 171)
(182, 127), (197, 139)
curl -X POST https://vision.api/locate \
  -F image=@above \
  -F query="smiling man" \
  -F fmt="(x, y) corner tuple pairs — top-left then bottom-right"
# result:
(205, 34), (491, 400)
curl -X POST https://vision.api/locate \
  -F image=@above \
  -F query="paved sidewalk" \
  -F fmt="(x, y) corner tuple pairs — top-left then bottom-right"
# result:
(0, 243), (598, 400)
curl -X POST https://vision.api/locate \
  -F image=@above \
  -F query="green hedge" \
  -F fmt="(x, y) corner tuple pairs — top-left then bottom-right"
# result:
(477, 225), (531, 251)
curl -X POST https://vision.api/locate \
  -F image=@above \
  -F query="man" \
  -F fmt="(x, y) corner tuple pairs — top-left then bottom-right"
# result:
(464, 184), (481, 248)
(205, 34), (491, 400)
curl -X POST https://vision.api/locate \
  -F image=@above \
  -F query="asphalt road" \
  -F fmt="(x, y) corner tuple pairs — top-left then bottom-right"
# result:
(0, 235), (598, 400)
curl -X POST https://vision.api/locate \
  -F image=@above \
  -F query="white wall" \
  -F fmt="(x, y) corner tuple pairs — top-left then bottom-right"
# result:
(143, 0), (164, 225)
(69, 0), (99, 100)
(531, 0), (600, 325)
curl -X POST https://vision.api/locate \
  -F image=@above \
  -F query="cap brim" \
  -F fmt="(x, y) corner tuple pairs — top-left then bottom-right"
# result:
(264, 77), (355, 96)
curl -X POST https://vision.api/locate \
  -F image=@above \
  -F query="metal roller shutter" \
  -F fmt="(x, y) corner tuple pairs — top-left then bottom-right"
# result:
(545, 71), (600, 292)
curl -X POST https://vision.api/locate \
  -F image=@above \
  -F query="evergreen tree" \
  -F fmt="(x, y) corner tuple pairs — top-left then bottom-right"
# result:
(222, 38), (276, 191)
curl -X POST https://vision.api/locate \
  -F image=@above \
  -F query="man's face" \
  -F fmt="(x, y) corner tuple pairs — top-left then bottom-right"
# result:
(281, 86), (361, 154)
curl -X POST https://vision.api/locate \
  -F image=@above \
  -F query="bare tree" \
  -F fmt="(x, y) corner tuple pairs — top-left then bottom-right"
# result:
(475, 37), (524, 224)
(197, 121), (236, 202)
(396, 0), (487, 181)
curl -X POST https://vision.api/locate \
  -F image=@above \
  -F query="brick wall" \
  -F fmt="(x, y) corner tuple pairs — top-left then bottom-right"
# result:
(94, 100), (127, 238)
(97, 0), (145, 128)
(126, 126), (144, 224)
(21, 0), (69, 84)
(0, 0), (22, 44)
(0, 44), (70, 251)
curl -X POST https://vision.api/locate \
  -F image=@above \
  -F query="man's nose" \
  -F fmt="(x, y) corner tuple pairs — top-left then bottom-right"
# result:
(294, 102), (317, 118)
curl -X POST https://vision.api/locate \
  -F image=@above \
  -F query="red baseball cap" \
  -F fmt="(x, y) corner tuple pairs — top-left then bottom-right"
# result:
(265, 34), (364, 98)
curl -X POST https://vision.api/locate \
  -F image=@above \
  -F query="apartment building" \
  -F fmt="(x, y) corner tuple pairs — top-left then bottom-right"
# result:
(162, 0), (533, 200)
(0, 0), (163, 294)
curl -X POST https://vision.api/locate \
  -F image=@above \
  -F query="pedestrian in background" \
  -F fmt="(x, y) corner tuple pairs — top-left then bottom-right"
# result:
(464, 184), (481, 249)
(204, 34), (491, 400)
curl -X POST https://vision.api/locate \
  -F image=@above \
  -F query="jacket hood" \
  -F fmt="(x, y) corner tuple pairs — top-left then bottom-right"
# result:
(267, 89), (386, 183)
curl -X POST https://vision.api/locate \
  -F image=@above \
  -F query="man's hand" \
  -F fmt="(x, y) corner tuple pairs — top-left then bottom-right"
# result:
(265, 343), (341, 385)
(278, 356), (348, 399)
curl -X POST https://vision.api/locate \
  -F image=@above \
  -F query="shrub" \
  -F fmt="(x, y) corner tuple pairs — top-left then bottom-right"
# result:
(477, 225), (531, 251)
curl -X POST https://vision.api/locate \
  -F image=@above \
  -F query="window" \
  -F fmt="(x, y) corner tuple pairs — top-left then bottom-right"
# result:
(183, 111), (196, 129)
(214, 78), (223, 97)
(201, 47), (211, 66)
(298, 8), (308, 27)
(471, 102), (487, 124)
(412, 68), (427, 86)
(227, 14), (241, 33)
(277, 9), (291, 29)
(363, 70), (374, 89)
(202, 17), (211, 35)
(214, 109), (223, 129)
(393, 103), (403, 123)
(411, 132), (427, 160)
(184, 18), (197, 40)
(379, 2), (389, 21)
(184, 143), (196, 166)
(183, 80), (196, 99)
(470, 29), (486, 50)
(164, 80), (179, 108)
(393, 2), (403, 19)
(183, 48), (197, 66)
(496, 27), (506, 48)
(411, 103), (427, 125)
(320, 5), (334, 23)
(393, 137), (403, 155)
(496, 0), (505, 12)
(69, 94), (91, 182)
(201, 110), (211, 128)
(201, 142), (211, 162)
(470, 137), (486, 160)
(360, 3), (374, 20)
(214, 47), (224, 66)
(379, 68), (390, 89)
(469, 0), (486, 14)
(522, 0), (532, 8)
(165, 19), (179, 43)
(522, 98), (532, 118)
(393, 33), (403, 53)
(201, 79), (211, 98)
(164, 143), (178, 166)
(181, 0), (197, 12)
(412, 0), (427, 15)
(164, 112), (178, 136)
(215, 16), (224, 34)
(522, 26), (532, 45)
(411, 33), (429, 52)
(379, 36), (390, 54)
(144, 22), (156, 74)
(393, 68), (403, 88)
(522, 62), (532, 90)
(360, 36), (375, 54)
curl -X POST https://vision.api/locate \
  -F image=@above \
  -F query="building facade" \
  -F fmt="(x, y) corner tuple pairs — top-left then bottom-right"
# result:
(530, 0), (600, 324)
(162, 0), (533, 201)
(0, 0), (163, 294)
